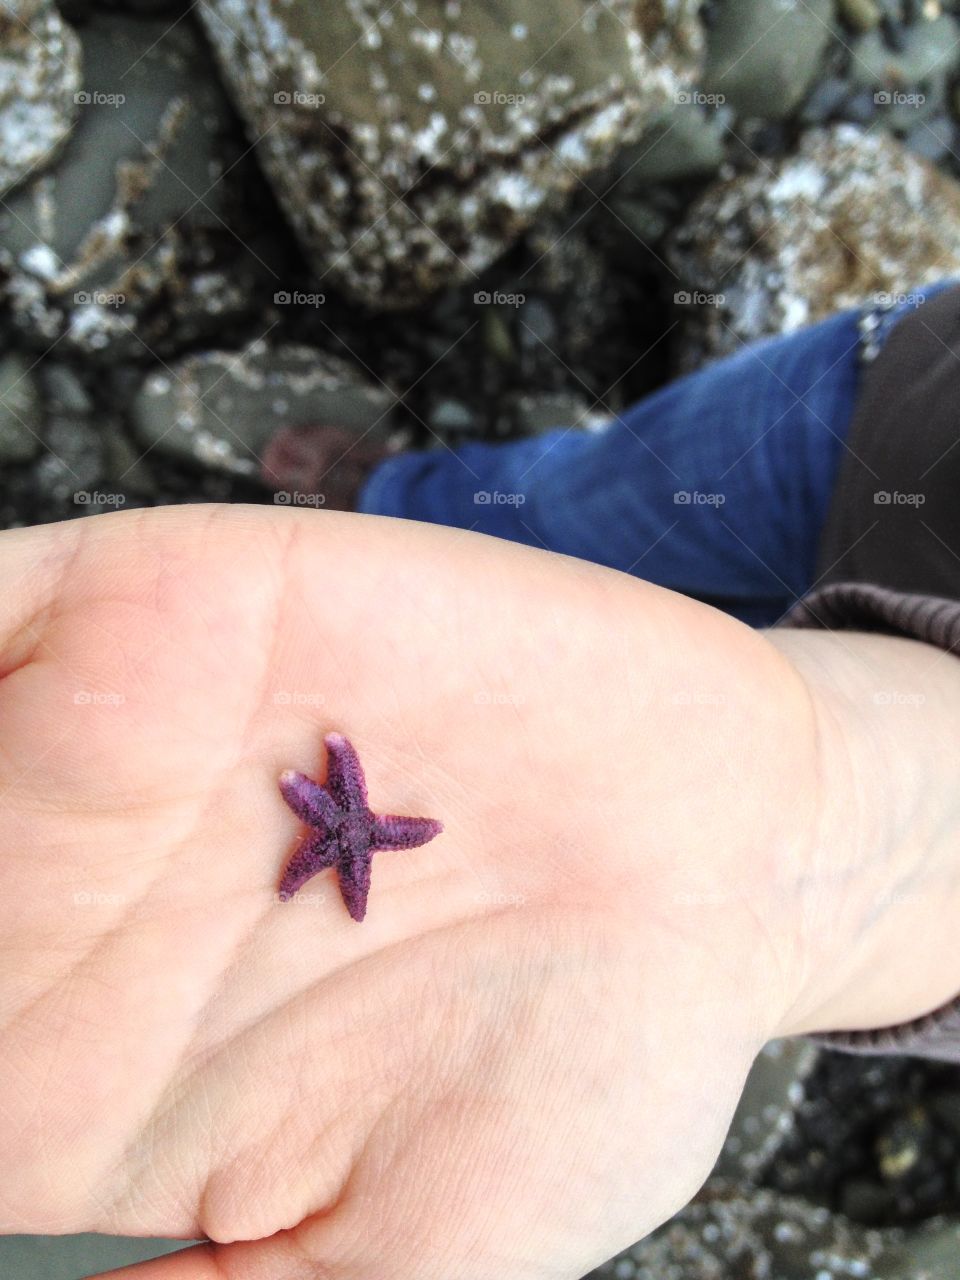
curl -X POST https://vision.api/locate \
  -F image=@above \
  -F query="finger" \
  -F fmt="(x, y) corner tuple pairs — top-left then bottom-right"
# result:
(84, 1236), (329, 1280)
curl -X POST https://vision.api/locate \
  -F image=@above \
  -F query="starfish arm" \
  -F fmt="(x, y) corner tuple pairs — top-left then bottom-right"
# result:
(370, 814), (444, 851)
(323, 732), (368, 810)
(278, 832), (338, 900)
(279, 770), (340, 830)
(338, 852), (374, 923)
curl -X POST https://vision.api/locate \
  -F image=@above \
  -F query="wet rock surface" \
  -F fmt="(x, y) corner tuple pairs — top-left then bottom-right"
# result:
(586, 1177), (960, 1279)
(197, 0), (703, 308)
(666, 124), (960, 371)
(0, 0), (80, 197)
(0, 10), (287, 361)
(131, 340), (398, 479)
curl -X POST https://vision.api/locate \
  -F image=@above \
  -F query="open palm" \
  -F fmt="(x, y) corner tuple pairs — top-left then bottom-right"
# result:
(0, 504), (816, 1280)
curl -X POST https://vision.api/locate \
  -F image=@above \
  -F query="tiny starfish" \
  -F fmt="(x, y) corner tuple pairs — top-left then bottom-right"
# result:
(277, 732), (443, 921)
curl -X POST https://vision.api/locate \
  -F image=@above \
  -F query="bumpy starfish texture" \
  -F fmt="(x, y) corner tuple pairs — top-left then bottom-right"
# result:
(277, 732), (443, 922)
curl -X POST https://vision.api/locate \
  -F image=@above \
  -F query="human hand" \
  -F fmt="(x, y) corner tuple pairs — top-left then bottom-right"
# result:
(0, 503), (913, 1280)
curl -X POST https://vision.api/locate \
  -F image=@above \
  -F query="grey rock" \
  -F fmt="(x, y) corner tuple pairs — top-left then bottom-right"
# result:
(131, 340), (397, 474)
(0, 1), (81, 197)
(197, 0), (703, 308)
(0, 353), (42, 462)
(39, 363), (92, 415)
(843, 87), (882, 124)
(587, 1177), (960, 1279)
(498, 389), (596, 436)
(666, 125), (960, 371)
(798, 75), (855, 125)
(904, 112), (955, 163)
(608, 103), (727, 188)
(100, 419), (156, 494)
(38, 417), (104, 499)
(837, 0), (883, 31)
(929, 1089), (960, 1138)
(848, 16), (959, 133)
(0, 14), (281, 359)
(427, 397), (476, 433)
(714, 1038), (821, 1182)
(840, 1176), (895, 1222)
(701, 0), (834, 120)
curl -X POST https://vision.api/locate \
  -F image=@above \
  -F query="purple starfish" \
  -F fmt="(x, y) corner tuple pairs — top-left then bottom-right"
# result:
(277, 732), (443, 921)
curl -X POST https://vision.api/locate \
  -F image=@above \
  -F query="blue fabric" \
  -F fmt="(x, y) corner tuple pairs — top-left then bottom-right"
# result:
(358, 282), (957, 627)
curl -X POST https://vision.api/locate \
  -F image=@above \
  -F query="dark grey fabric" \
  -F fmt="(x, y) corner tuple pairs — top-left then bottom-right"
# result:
(777, 283), (960, 1059)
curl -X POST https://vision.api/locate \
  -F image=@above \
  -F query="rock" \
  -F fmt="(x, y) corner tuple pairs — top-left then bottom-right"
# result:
(701, 0), (834, 120)
(713, 1038), (821, 1182)
(666, 124), (960, 371)
(36, 416), (104, 502)
(609, 102), (728, 186)
(497, 389), (598, 436)
(38, 363), (92, 415)
(0, 1), (81, 197)
(0, 13), (283, 359)
(876, 1107), (931, 1182)
(847, 15), (959, 133)
(840, 1176), (895, 1222)
(586, 1177), (960, 1279)
(798, 75), (854, 125)
(0, 353), (42, 462)
(197, 0), (703, 308)
(837, 0), (883, 31)
(131, 340), (397, 474)
(904, 112), (955, 164)
(100, 419), (156, 494)
(427, 397), (476, 434)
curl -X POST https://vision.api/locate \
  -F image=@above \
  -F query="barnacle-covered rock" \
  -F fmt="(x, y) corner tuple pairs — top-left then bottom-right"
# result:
(0, 1), (81, 197)
(197, 0), (704, 308)
(666, 125), (960, 371)
(131, 340), (397, 476)
(586, 1177), (960, 1278)
(0, 13), (281, 360)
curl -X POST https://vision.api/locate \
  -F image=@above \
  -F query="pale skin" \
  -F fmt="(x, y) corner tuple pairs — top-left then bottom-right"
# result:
(1, 503), (959, 1280)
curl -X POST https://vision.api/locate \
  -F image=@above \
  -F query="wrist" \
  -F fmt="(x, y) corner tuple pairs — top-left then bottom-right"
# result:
(763, 627), (960, 1040)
